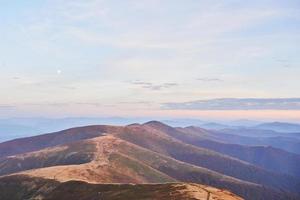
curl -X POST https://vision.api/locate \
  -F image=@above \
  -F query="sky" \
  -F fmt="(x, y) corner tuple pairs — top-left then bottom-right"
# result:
(0, 0), (300, 121)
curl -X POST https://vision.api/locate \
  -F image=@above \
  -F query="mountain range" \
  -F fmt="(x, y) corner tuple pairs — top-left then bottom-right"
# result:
(1, 117), (300, 142)
(0, 121), (299, 200)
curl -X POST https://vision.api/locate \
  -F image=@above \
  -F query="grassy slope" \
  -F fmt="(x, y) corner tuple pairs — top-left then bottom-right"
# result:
(1, 135), (296, 199)
(114, 123), (300, 194)
(0, 175), (243, 200)
(114, 138), (297, 200)
(0, 140), (95, 176)
(0, 125), (123, 158)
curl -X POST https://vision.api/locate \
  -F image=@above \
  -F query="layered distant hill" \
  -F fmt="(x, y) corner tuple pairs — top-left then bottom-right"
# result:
(253, 122), (300, 133)
(0, 121), (299, 200)
(205, 128), (300, 154)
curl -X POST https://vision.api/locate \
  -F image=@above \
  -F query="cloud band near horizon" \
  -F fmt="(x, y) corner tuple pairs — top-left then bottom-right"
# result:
(162, 98), (300, 110)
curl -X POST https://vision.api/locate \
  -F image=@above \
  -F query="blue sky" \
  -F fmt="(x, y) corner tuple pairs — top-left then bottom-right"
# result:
(0, 0), (300, 121)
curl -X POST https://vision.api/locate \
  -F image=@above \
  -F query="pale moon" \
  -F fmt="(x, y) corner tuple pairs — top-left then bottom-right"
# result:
(57, 70), (62, 75)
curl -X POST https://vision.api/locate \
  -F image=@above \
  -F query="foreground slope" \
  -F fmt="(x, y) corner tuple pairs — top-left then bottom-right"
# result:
(0, 175), (243, 200)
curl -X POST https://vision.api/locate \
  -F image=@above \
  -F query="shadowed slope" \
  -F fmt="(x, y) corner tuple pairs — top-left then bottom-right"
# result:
(184, 138), (300, 179)
(0, 175), (243, 200)
(170, 126), (300, 178)
(115, 122), (300, 194)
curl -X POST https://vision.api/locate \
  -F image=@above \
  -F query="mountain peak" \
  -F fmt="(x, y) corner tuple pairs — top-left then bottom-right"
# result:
(126, 123), (141, 127)
(143, 120), (168, 127)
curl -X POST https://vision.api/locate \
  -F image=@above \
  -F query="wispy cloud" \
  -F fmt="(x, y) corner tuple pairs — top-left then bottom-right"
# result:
(0, 105), (15, 109)
(0, 105), (17, 114)
(273, 57), (293, 68)
(162, 98), (300, 110)
(196, 78), (223, 82)
(130, 80), (178, 91)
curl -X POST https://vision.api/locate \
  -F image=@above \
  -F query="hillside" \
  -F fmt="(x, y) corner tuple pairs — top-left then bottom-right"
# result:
(0, 175), (243, 200)
(0, 135), (295, 200)
(0, 125), (123, 158)
(0, 122), (299, 199)
(172, 126), (300, 178)
(141, 122), (300, 181)
(3, 136), (175, 184)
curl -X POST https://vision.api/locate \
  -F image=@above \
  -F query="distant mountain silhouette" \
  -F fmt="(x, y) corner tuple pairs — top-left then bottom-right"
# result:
(254, 122), (300, 133)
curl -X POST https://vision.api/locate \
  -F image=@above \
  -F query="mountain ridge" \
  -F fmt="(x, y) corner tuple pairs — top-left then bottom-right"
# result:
(0, 121), (299, 200)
